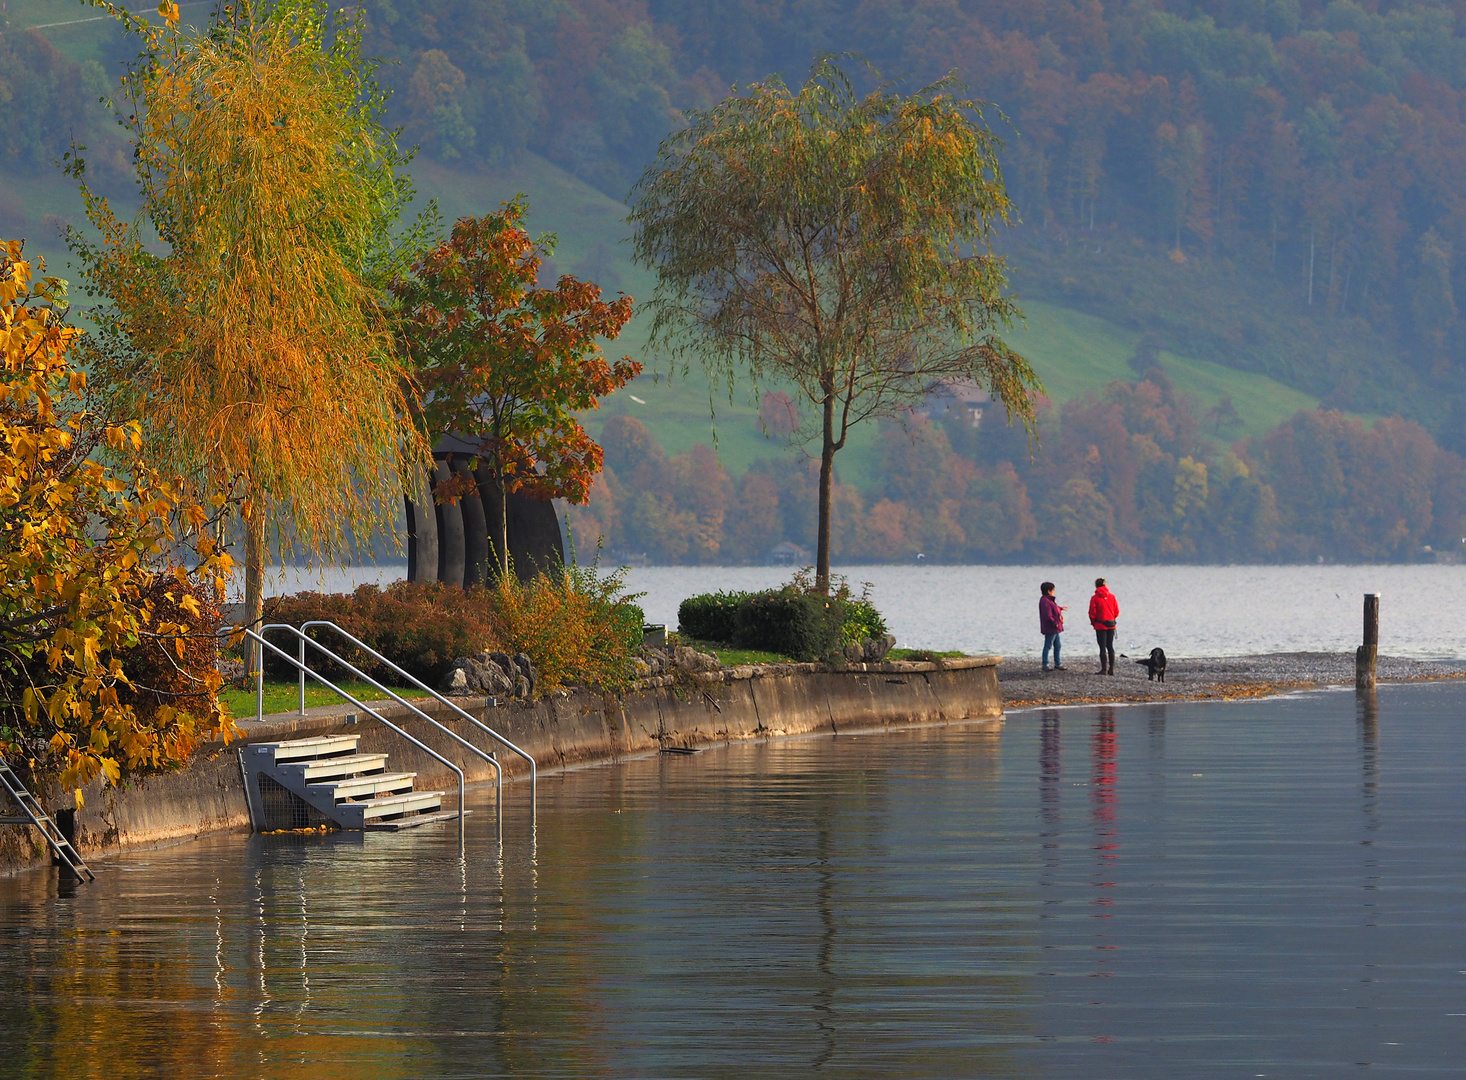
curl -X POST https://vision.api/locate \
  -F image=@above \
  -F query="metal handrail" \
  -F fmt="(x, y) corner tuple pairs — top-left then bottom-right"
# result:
(296, 620), (537, 818)
(257, 624), (505, 838)
(239, 627), (469, 845)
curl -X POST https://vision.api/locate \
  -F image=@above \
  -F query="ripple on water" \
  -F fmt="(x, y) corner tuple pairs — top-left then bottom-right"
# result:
(2, 682), (1465, 1077)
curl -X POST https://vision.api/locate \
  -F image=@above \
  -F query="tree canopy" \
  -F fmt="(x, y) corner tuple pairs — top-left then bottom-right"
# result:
(68, 0), (431, 663)
(393, 200), (638, 579)
(630, 58), (1040, 586)
(0, 241), (235, 801)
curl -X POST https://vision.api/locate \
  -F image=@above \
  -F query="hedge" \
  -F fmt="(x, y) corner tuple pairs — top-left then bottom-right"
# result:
(676, 590), (750, 643)
(733, 590), (847, 662)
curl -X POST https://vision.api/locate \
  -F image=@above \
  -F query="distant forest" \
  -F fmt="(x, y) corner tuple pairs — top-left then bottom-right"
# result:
(7, 0), (1466, 562)
(346, 0), (1466, 434)
(568, 375), (1465, 565)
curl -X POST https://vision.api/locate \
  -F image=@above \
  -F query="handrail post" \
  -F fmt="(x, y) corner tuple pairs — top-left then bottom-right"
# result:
(256, 650), (264, 724)
(256, 623), (507, 842)
(299, 634), (306, 716)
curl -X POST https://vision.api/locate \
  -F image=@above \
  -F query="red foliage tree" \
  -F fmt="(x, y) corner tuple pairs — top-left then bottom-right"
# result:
(393, 200), (641, 577)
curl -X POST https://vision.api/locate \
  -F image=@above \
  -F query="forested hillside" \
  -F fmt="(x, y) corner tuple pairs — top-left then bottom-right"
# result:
(9, 0), (1466, 425)
(8, 1), (1466, 437)
(567, 375), (1465, 565)
(5, 0), (1466, 563)
(337, 0), (1466, 435)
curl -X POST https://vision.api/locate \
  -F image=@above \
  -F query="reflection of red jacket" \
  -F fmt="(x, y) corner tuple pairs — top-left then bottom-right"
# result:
(1089, 587), (1119, 629)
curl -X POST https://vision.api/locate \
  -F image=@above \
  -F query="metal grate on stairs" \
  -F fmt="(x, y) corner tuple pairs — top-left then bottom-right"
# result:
(0, 755), (94, 882)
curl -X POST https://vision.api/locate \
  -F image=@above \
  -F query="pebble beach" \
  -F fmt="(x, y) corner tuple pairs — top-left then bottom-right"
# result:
(998, 651), (1466, 708)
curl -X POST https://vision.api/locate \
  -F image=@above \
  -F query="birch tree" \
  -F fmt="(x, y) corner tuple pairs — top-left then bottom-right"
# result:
(630, 58), (1041, 589)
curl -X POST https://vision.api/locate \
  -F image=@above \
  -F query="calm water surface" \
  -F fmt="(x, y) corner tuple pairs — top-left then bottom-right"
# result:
(254, 563), (1466, 659)
(4, 682), (1466, 1077)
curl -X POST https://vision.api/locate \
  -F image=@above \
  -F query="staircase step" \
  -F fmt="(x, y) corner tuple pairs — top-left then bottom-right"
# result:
(309, 772), (417, 802)
(332, 790), (444, 828)
(278, 753), (389, 782)
(364, 808), (469, 832)
(265, 735), (361, 762)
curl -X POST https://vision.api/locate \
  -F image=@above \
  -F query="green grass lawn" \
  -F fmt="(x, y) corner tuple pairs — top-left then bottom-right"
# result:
(1011, 300), (1324, 439)
(221, 678), (432, 721)
(676, 637), (793, 665)
(887, 648), (967, 662)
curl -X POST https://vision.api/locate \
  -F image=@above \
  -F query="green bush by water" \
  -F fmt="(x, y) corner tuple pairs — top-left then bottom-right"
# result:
(732, 590), (846, 662)
(677, 590), (750, 644)
(679, 575), (886, 660)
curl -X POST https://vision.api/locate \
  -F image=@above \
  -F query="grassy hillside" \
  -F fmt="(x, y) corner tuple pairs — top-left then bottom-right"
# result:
(410, 159), (1328, 483)
(6, 145), (1329, 487)
(1012, 301), (1323, 437)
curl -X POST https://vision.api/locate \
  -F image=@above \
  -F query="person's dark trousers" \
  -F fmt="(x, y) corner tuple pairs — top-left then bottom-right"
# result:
(1095, 628), (1116, 674)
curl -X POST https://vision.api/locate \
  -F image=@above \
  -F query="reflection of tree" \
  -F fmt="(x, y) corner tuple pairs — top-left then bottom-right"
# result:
(0, 726), (1040, 1077)
(812, 810), (837, 1069)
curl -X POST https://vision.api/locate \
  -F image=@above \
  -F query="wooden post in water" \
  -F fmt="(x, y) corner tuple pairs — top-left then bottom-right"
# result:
(1355, 593), (1379, 690)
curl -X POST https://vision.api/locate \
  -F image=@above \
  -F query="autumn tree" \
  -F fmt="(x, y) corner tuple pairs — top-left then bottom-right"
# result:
(1, 242), (235, 802)
(630, 58), (1041, 589)
(392, 201), (639, 579)
(68, 0), (430, 672)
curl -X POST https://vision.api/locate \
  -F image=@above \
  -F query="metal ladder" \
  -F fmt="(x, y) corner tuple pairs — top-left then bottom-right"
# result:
(0, 755), (94, 882)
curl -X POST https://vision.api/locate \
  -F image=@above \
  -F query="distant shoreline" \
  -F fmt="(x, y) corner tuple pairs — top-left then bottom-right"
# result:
(997, 652), (1466, 709)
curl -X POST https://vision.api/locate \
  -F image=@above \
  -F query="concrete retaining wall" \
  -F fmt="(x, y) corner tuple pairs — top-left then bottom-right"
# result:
(0, 656), (1001, 876)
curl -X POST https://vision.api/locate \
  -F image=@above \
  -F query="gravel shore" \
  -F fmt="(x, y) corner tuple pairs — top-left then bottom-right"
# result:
(999, 651), (1466, 708)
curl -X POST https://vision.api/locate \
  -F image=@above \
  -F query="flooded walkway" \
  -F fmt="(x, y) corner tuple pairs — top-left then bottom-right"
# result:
(2, 683), (1463, 1077)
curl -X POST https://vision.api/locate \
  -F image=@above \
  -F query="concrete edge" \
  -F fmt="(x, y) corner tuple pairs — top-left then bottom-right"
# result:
(2, 659), (1006, 877)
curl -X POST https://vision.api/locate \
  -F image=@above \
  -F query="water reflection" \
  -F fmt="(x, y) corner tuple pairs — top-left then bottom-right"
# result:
(4, 687), (1466, 1076)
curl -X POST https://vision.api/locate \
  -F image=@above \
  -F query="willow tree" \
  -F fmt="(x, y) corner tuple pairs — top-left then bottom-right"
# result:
(68, 0), (429, 668)
(630, 58), (1042, 589)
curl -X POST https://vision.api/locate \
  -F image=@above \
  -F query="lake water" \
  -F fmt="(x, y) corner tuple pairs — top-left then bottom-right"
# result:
(4, 682), (1466, 1077)
(255, 562), (1466, 660)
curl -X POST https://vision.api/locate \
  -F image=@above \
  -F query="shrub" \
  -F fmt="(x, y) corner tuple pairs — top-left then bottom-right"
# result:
(491, 565), (645, 695)
(785, 569), (890, 647)
(115, 573), (227, 729)
(734, 589), (847, 662)
(263, 568), (644, 695)
(677, 590), (750, 643)
(264, 582), (499, 686)
(840, 595), (889, 644)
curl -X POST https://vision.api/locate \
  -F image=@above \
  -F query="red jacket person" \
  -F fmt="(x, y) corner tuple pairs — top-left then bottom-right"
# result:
(1088, 578), (1119, 675)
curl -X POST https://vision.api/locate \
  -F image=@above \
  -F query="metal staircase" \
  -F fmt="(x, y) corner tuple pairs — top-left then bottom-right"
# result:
(237, 620), (538, 845)
(0, 755), (94, 882)
(241, 733), (462, 832)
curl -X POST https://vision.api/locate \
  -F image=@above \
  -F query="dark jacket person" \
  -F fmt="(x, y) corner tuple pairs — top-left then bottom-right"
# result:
(1039, 582), (1065, 671)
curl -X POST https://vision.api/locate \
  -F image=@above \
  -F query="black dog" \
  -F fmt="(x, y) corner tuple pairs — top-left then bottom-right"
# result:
(1133, 647), (1167, 682)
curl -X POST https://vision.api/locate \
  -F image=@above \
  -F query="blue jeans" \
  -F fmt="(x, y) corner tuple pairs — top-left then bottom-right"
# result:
(1043, 633), (1062, 669)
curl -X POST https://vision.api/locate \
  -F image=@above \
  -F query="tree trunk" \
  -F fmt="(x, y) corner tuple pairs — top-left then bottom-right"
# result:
(816, 388), (835, 594)
(495, 466), (510, 582)
(243, 498), (266, 676)
(1308, 229), (1315, 306)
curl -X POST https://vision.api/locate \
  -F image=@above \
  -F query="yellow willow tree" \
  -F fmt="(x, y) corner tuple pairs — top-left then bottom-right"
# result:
(68, 0), (431, 668)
